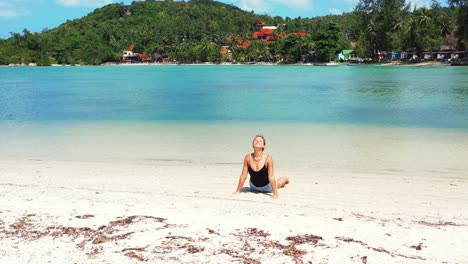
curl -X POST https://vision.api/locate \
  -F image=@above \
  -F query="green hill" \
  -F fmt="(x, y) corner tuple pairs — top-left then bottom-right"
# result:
(0, 0), (296, 65)
(0, 0), (462, 65)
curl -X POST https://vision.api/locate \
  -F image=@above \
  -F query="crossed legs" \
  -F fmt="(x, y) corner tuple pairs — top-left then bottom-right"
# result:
(276, 176), (289, 189)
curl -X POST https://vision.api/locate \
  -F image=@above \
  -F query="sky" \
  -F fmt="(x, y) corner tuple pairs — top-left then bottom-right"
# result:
(0, 0), (439, 39)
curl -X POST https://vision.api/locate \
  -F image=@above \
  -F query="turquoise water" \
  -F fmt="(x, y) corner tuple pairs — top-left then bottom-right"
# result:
(1, 65), (468, 129)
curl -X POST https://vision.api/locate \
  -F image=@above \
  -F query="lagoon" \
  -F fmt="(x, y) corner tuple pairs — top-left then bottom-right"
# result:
(1, 65), (467, 176)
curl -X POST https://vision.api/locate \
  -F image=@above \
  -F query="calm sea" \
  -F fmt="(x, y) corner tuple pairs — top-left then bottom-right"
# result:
(1, 65), (467, 129)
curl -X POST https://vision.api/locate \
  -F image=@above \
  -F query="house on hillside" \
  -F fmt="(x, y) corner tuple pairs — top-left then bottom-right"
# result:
(220, 22), (307, 62)
(253, 22), (306, 43)
(121, 45), (153, 63)
(336, 50), (359, 61)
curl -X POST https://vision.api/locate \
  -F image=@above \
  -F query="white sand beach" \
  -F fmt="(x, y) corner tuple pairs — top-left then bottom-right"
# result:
(1, 122), (467, 263)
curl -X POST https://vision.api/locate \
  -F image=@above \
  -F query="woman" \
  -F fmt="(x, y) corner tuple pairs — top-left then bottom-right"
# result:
(234, 134), (289, 198)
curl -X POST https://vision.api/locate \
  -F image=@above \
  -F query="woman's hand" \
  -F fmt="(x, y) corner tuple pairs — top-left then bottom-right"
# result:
(272, 194), (279, 199)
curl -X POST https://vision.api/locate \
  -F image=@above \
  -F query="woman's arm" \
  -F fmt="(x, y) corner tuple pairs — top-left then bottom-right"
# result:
(267, 156), (279, 198)
(234, 154), (249, 194)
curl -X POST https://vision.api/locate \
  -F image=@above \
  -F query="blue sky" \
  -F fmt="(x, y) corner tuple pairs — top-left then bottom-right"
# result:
(0, 0), (437, 39)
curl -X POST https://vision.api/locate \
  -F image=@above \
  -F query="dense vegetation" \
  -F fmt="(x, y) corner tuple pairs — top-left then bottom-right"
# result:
(0, 0), (466, 65)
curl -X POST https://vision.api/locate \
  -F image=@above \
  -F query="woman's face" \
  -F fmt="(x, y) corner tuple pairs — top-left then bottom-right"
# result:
(253, 136), (265, 150)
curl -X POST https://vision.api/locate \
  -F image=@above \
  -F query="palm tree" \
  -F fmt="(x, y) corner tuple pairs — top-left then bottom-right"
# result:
(257, 41), (270, 62)
(416, 8), (432, 29)
(405, 8), (434, 59)
(417, 8), (435, 59)
(246, 41), (260, 62)
(366, 19), (378, 55)
(300, 34), (315, 62)
(198, 37), (209, 61)
(275, 23), (286, 38)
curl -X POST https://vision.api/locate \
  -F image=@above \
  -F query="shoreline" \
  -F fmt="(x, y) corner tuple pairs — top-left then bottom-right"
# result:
(1, 60), (453, 67)
(2, 121), (468, 174)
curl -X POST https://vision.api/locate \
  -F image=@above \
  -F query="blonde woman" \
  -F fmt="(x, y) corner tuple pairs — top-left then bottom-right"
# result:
(234, 134), (289, 198)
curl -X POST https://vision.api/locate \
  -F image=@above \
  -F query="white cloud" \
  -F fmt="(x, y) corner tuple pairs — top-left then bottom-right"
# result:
(274, 0), (312, 10)
(0, 1), (30, 18)
(329, 8), (342, 15)
(0, 9), (30, 18)
(407, 0), (432, 9)
(236, 0), (272, 13)
(234, 0), (313, 14)
(55, 0), (113, 7)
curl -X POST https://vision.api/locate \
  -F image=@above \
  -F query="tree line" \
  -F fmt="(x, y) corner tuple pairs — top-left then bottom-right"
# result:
(0, 0), (466, 65)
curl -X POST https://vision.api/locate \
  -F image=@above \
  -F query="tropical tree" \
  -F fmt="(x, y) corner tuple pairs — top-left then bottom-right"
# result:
(0, 0), (461, 65)
(354, 0), (410, 54)
(403, 8), (439, 59)
(314, 23), (347, 62)
(448, 0), (468, 50)
(246, 40), (266, 62)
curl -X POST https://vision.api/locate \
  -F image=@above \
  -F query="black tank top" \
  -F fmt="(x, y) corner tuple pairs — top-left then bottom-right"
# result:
(248, 156), (269, 187)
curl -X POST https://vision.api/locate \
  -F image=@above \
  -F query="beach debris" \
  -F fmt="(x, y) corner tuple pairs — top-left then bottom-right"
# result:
(86, 246), (103, 258)
(352, 213), (378, 222)
(409, 242), (424, 251)
(335, 236), (425, 260)
(186, 245), (205, 254)
(242, 227), (270, 238)
(286, 234), (323, 245)
(165, 235), (194, 241)
(154, 234), (205, 255)
(219, 248), (261, 264)
(414, 220), (463, 227)
(3, 212), (442, 263)
(76, 214), (94, 219)
(206, 228), (219, 235)
(361, 255), (368, 263)
(92, 235), (110, 244)
(124, 251), (147, 261)
(122, 246), (147, 252)
(333, 217), (343, 221)
(282, 245), (307, 260)
(0, 213), (325, 263)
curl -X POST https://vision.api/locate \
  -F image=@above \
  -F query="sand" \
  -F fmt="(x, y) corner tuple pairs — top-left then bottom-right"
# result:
(1, 123), (468, 263)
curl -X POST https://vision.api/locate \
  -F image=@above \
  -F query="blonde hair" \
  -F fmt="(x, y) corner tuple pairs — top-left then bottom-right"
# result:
(252, 134), (266, 151)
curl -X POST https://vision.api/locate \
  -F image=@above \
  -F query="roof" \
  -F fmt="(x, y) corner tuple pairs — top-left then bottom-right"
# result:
(342, 50), (353, 55)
